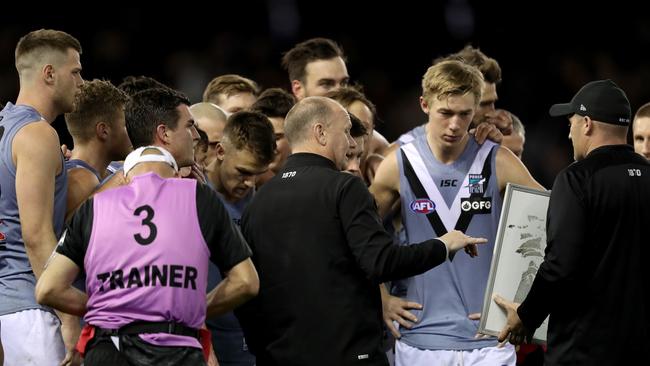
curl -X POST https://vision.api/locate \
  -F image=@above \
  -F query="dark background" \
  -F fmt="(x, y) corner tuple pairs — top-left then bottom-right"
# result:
(2, 2), (648, 187)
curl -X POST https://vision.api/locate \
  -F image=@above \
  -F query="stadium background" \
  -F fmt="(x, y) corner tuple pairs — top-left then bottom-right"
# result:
(1, 2), (647, 187)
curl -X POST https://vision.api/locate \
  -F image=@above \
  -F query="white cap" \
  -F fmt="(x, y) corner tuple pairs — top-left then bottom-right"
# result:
(123, 146), (178, 176)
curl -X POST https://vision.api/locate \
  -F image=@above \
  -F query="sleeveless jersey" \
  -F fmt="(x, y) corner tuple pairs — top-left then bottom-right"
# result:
(396, 124), (426, 146)
(65, 159), (101, 181)
(396, 135), (502, 350)
(0, 102), (67, 315)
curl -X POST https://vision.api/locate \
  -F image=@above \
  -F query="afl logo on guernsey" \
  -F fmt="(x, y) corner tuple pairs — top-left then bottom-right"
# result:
(0, 219), (6, 242)
(410, 199), (436, 214)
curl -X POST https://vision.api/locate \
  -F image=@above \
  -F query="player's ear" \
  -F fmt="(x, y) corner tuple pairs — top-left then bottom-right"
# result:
(420, 96), (430, 114)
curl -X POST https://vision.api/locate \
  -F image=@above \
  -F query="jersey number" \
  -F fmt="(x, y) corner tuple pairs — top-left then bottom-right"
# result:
(133, 205), (157, 245)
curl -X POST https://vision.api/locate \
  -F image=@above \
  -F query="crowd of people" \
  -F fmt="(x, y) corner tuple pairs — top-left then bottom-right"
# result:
(0, 29), (648, 366)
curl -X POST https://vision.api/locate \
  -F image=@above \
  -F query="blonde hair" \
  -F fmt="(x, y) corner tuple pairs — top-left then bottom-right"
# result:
(202, 74), (259, 104)
(422, 60), (484, 106)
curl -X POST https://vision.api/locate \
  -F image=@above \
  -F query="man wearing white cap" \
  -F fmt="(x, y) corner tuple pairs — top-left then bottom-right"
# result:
(35, 146), (258, 366)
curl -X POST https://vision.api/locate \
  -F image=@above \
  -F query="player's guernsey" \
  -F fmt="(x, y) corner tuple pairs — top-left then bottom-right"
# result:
(0, 102), (67, 315)
(396, 134), (502, 350)
(207, 189), (255, 363)
(396, 124), (426, 146)
(65, 159), (101, 181)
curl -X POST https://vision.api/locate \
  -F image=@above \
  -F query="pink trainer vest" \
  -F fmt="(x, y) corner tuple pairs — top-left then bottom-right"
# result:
(84, 173), (209, 348)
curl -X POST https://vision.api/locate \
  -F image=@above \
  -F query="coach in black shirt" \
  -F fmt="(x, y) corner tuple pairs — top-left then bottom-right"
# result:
(236, 96), (486, 366)
(495, 80), (650, 365)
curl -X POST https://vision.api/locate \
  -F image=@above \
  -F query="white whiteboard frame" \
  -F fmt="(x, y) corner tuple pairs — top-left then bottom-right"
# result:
(478, 183), (550, 343)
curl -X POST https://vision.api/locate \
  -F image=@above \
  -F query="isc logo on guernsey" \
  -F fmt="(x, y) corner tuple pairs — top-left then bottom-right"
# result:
(410, 199), (436, 214)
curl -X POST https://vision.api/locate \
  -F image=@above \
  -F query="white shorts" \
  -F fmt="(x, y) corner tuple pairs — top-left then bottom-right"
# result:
(395, 339), (516, 366)
(0, 309), (65, 366)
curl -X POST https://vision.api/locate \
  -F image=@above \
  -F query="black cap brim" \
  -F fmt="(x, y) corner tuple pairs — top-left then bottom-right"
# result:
(549, 103), (574, 117)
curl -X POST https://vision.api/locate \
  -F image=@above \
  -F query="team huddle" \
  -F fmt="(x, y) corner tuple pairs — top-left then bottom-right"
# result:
(1, 29), (649, 366)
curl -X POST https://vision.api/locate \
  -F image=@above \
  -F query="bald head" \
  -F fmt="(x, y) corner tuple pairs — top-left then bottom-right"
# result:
(190, 102), (228, 165)
(284, 96), (354, 170)
(285, 96), (344, 147)
(190, 102), (228, 128)
(593, 119), (628, 140)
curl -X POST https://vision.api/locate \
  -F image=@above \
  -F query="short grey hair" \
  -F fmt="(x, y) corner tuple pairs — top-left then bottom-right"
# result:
(284, 96), (338, 146)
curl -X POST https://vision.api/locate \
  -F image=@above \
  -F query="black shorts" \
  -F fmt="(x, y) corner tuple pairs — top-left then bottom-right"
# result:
(84, 334), (206, 366)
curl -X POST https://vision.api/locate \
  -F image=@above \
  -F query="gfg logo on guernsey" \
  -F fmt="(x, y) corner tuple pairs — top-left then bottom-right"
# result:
(460, 197), (492, 214)
(410, 199), (436, 214)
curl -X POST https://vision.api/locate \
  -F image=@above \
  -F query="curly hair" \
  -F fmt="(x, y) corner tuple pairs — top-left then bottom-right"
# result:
(65, 79), (129, 142)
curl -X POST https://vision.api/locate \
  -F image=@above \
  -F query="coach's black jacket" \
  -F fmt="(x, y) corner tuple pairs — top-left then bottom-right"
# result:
(517, 145), (650, 365)
(235, 153), (448, 366)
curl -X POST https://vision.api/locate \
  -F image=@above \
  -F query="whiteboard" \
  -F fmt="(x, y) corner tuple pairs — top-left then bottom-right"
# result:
(478, 183), (550, 343)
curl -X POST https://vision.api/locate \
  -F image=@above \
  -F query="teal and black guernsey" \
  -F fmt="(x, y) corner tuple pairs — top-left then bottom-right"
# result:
(395, 134), (502, 350)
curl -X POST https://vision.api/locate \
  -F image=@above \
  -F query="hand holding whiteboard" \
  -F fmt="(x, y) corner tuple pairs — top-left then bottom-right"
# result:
(478, 183), (550, 343)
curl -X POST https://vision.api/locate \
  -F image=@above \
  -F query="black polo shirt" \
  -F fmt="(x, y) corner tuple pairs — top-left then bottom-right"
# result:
(518, 145), (650, 365)
(236, 153), (448, 366)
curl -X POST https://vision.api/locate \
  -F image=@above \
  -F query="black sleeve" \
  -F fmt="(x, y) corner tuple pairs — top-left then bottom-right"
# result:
(196, 183), (252, 271)
(518, 168), (586, 330)
(339, 176), (448, 284)
(56, 199), (94, 271)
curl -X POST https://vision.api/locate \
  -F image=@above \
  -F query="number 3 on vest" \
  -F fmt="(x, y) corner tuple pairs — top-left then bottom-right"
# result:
(133, 205), (157, 245)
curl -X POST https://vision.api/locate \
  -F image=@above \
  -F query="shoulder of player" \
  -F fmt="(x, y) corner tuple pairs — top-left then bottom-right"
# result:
(13, 121), (61, 168)
(495, 144), (523, 171)
(68, 167), (101, 188)
(13, 120), (59, 150)
(372, 147), (399, 185)
(370, 130), (390, 154)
